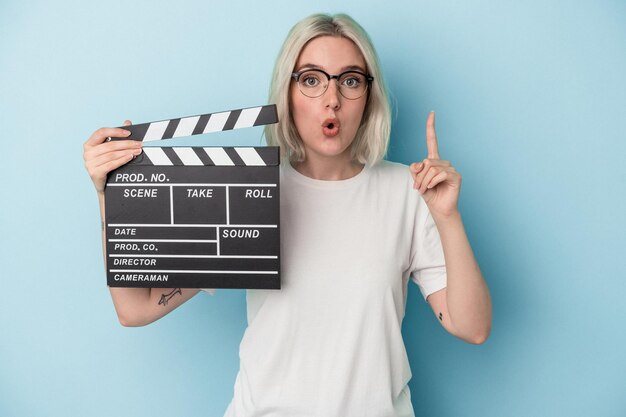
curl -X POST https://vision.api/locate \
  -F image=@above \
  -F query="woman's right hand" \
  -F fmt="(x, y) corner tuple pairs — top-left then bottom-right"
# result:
(83, 120), (143, 194)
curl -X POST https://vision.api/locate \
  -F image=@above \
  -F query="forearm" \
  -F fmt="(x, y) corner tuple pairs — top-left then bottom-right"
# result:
(98, 192), (108, 268)
(98, 192), (153, 325)
(98, 192), (197, 326)
(433, 211), (492, 343)
(109, 286), (199, 327)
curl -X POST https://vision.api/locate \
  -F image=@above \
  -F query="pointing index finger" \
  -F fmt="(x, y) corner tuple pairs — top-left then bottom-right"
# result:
(426, 111), (440, 160)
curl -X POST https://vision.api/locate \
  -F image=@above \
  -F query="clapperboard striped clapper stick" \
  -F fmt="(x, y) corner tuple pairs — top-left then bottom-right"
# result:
(104, 104), (281, 289)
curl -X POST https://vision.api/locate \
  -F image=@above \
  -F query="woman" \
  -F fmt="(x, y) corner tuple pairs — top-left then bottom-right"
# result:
(83, 13), (491, 417)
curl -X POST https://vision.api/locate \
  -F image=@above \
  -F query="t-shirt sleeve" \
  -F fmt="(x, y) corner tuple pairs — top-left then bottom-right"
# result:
(200, 288), (217, 296)
(409, 201), (448, 302)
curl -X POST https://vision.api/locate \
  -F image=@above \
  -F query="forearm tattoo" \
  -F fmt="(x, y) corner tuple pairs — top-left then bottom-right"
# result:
(438, 312), (443, 321)
(158, 288), (182, 306)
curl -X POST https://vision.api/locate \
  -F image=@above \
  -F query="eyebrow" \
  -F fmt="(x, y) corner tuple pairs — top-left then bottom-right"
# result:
(295, 63), (367, 73)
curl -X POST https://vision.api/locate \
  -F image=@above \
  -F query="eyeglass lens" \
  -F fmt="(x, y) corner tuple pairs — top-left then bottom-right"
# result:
(297, 70), (369, 99)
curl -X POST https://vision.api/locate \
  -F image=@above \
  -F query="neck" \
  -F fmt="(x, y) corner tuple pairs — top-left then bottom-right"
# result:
(292, 154), (364, 180)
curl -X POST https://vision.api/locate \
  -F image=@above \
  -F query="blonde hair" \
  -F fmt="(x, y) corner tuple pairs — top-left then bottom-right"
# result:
(264, 13), (391, 165)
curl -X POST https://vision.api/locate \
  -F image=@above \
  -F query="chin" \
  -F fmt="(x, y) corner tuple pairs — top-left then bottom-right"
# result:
(300, 129), (356, 159)
(311, 144), (352, 160)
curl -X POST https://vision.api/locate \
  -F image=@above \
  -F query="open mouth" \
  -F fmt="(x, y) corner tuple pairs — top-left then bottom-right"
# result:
(322, 119), (340, 137)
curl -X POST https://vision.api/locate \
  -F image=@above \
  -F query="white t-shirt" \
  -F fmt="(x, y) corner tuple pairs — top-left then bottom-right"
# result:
(204, 160), (447, 417)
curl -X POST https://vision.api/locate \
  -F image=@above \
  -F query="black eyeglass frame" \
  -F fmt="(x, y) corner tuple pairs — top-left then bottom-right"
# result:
(291, 68), (374, 100)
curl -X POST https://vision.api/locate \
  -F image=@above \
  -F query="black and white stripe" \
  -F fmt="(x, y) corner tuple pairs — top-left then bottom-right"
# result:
(108, 104), (277, 142)
(139, 146), (277, 166)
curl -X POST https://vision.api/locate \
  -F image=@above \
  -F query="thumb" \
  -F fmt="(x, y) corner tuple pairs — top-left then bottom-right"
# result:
(123, 119), (132, 126)
(409, 162), (423, 173)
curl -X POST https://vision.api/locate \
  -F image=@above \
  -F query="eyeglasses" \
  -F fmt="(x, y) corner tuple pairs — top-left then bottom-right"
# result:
(291, 69), (374, 100)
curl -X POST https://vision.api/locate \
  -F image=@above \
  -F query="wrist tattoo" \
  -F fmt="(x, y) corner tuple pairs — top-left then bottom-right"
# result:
(158, 288), (182, 306)
(438, 312), (443, 321)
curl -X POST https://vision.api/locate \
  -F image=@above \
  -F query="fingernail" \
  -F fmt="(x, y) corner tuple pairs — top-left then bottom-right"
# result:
(133, 148), (142, 155)
(124, 130), (131, 136)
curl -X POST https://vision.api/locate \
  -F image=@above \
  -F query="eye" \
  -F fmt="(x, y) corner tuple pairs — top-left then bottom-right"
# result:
(340, 73), (364, 89)
(301, 72), (321, 88)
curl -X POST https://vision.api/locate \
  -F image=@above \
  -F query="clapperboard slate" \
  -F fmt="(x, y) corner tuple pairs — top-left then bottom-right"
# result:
(105, 104), (280, 289)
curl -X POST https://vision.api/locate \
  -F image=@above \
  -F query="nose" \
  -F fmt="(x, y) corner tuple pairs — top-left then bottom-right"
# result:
(324, 79), (341, 110)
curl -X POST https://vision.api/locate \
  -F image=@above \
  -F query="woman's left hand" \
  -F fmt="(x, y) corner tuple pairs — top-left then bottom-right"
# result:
(409, 112), (462, 219)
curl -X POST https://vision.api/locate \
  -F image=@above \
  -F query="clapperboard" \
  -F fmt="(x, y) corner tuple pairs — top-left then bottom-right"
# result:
(104, 104), (280, 289)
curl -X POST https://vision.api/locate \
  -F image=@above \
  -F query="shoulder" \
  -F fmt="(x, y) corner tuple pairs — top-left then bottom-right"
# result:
(370, 159), (409, 172)
(365, 160), (419, 203)
(368, 160), (413, 185)
(368, 160), (427, 212)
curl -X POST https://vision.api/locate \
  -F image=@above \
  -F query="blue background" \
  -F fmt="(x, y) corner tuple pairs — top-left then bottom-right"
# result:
(1, 1), (625, 416)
